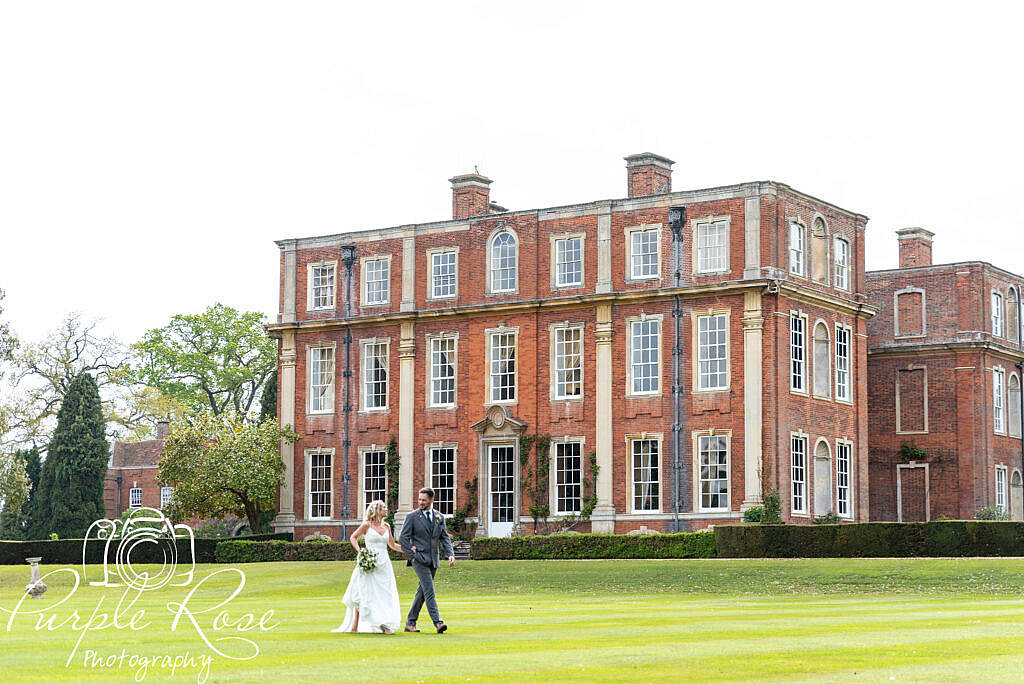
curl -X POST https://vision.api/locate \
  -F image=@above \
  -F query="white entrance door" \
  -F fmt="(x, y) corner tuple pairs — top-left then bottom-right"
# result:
(488, 444), (516, 537)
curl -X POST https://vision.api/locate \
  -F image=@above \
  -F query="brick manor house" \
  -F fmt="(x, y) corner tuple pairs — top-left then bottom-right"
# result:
(267, 153), (874, 539)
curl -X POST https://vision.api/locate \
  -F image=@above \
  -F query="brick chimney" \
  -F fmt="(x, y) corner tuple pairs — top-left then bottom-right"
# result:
(625, 152), (674, 198)
(450, 173), (493, 219)
(896, 227), (934, 268)
(156, 420), (170, 440)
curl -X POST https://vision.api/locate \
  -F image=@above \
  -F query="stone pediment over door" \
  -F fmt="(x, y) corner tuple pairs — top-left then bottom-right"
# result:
(471, 405), (527, 439)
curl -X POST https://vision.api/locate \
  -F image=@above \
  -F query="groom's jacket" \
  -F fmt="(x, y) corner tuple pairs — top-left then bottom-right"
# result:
(399, 508), (454, 569)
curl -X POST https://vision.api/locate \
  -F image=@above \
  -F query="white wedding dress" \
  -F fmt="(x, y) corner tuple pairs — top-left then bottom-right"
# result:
(333, 527), (401, 633)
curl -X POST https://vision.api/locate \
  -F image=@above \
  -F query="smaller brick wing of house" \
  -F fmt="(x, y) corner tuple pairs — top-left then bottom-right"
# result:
(104, 421), (170, 518)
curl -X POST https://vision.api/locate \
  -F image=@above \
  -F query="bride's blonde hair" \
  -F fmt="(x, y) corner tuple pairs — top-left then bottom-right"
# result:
(364, 500), (388, 523)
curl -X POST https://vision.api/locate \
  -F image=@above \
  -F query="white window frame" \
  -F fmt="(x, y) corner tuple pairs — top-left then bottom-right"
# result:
(306, 344), (336, 414)
(551, 233), (585, 289)
(360, 254), (392, 307)
(625, 224), (662, 281)
(487, 227), (519, 294)
(427, 247), (459, 301)
(426, 333), (458, 408)
(426, 443), (458, 517)
(160, 486), (173, 509)
(693, 430), (730, 513)
(992, 290), (1004, 337)
(835, 439), (853, 519)
(626, 314), (662, 397)
(994, 366), (1007, 435)
(996, 464), (1008, 513)
(694, 311), (730, 392)
(129, 487), (142, 509)
(359, 338), (389, 413)
(306, 260), (338, 311)
(359, 446), (388, 514)
(550, 322), (584, 401)
(550, 438), (584, 515)
(790, 312), (808, 394)
(306, 449), (334, 520)
(834, 237), (851, 291)
(790, 432), (808, 516)
(812, 320), (831, 400)
(693, 217), (730, 275)
(626, 433), (662, 513)
(789, 220), (806, 277)
(486, 327), (519, 405)
(835, 323), (852, 403)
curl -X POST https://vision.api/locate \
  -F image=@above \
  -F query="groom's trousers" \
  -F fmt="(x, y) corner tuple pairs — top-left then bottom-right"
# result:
(407, 561), (441, 626)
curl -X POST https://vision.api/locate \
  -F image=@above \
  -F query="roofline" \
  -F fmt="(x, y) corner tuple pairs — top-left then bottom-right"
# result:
(275, 180), (869, 249)
(866, 260), (1024, 284)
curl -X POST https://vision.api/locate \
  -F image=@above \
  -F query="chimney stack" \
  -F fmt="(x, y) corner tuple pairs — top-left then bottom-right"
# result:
(625, 152), (674, 198)
(156, 420), (170, 440)
(896, 227), (934, 268)
(450, 173), (493, 219)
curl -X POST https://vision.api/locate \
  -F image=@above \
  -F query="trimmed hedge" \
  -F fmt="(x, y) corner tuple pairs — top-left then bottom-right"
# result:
(214, 540), (406, 563)
(470, 532), (716, 560)
(0, 532), (292, 565)
(715, 521), (1024, 558)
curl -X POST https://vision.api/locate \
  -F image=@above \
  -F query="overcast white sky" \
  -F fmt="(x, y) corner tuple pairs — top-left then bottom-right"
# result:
(1, 1), (1022, 342)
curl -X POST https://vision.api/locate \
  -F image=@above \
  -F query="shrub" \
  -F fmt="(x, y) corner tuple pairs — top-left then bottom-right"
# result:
(0, 532), (292, 565)
(214, 540), (405, 563)
(762, 490), (782, 524)
(470, 531), (715, 560)
(813, 512), (842, 525)
(743, 507), (764, 523)
(976, 506), (1010, 521)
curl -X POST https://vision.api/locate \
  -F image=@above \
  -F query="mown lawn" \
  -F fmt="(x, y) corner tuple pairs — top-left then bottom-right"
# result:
(2, 558), (1024, 682)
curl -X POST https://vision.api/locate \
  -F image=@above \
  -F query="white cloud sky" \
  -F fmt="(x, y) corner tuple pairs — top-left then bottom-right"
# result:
(1, 1), (1022, 342)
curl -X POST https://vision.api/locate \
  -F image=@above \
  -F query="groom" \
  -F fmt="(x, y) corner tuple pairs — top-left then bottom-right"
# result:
(399, 487), (455, 633)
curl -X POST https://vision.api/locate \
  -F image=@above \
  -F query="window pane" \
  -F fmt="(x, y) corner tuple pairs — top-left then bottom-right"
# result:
(556, 442), (582, 514)
(555, 237), (583, 287)
(554, 326), (582, 398)
(430, 337), (456, 406)
(309, 346), (334, 412)
(789, 224), (805, 275)
(836, 442), (851, 517)
(790, 316), (805, 391)
(363, 450), (387, 510)
(631, 229), (659, 278)
(430, 447), (456, 515)
(698, 314), (728, 390)
(697, 220), (727, 273)
(834, 239), (850, 290)
(491, 232), (518, 292)
(699, 435), (729, 510)
(431, 251), (457, 298)
(365, 259), (390, 304)
(631, 320), (660, 394)
(791, 437), (806, 513)
(362, 342), (388, 409)
(632, 439), (659, 511)
(490, 332), (517, 402)
(310, 452), (332, 518)
(312, 265), (335, 309)
(835, 325), (851, 401)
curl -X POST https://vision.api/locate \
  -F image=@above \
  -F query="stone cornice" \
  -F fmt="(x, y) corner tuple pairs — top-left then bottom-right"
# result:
(868, 339), (1024, 363)
(866, 260), (1024, 284)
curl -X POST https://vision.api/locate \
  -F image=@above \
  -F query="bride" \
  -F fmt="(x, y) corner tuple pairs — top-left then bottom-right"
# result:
(333, 500), (404, 634)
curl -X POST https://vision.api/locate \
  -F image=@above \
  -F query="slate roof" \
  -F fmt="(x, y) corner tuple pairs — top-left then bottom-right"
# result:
(109, 438), (166, 469)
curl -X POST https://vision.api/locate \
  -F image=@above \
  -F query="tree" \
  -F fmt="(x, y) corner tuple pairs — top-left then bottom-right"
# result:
(133, 304), (276, 417)
(158, 412), (297, 534)
(259, 370), (278, 423)
(0, 447), (39, 539)
(0, 288), (16, 375)
(29, 372), (109, 539)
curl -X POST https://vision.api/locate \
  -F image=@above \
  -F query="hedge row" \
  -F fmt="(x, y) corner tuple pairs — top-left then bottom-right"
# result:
(470, 531), (716, 560)
(715, 521), (1024, 558)
(214, 540), (407, 563)
(0, 533), (292, 565)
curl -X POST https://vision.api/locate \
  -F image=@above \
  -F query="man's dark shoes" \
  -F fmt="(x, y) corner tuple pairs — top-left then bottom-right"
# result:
(435, 621), (447, 634)
(404, 624), (420, 633)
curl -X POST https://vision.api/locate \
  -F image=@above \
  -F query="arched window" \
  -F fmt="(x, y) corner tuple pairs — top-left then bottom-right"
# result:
(1008, 288), (1020, 344)
(1009, 374), (1022, 438)
(812, 321), (830, 398)
(489, 230), (518, 293)
(811, 217), (828, 282)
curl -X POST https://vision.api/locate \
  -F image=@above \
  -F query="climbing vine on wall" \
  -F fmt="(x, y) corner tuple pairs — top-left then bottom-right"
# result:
(384, 436), (400, 526)
(450, 476), (478, 540)
(519, 433), (551, 531)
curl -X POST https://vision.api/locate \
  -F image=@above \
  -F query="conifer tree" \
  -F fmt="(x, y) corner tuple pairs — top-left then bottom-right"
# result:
(0, 447), (40, 539)
(259, 370), (278, 424)
(29, 373), (109, 539)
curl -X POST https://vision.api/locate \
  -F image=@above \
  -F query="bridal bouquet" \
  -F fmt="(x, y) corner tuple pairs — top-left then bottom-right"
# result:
(356, 547), (377, 573)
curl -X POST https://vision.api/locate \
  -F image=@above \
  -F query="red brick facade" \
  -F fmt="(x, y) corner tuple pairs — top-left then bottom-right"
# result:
(270, 154), (874, 540)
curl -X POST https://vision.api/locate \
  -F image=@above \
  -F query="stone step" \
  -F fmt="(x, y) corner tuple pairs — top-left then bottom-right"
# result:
(453, 541), (472, 560)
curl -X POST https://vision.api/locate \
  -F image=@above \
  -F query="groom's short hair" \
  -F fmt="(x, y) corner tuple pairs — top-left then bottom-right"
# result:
(419, 487), (435, 500)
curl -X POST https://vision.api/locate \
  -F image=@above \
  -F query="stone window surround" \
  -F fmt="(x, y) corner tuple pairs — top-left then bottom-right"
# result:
(424, 441), (459, 517)
(690, 214), (731, 276)
(426, 246), (459, 301)
(789, 430), (809, 518)
(425, 331), (459, 409)
(549, 231), (587, 290)
(896, 461), (930, 522)
(789, 310), (809, 396)
(995, 463), (1008, 513)
(358, 445), (389, 515)
(835, 438), (855, 520)
(548, 436), (586, 516)
(624, 223), (663, 282)
(833, 235), (852, 291)
(993, 364), (1007, 436)
(485, 224), (520, 296)
(834, 322), (854, 405)
(548, 321), (585, 402)
(358, 337), (390, 414)
(625, 431), (664, 514)
(305, 342), (337, 416)
(787, 217), (807, 279)
(306, 259), (338, 312)
(359, 253), (393, 308)
(893, 286), (927, 338)
(305, 448), (334, 521)
(692, 428), (731, 513)
(811, 318), (832, 401)
(484, 325), (519, 407)
(895, 363), (929, 435)
(991, 288), (1005, 338)
(690, 308), (731, 394)
(625, 313), (664, 398)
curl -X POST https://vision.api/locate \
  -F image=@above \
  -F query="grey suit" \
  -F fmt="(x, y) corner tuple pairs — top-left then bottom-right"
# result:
(399, 507), (454, 626)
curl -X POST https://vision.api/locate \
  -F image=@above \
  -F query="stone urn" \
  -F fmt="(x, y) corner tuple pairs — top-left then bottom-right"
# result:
(25, 557), (47, 599)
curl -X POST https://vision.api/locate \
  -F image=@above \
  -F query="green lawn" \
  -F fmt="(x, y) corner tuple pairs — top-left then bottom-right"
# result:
(2, 558), (1024, 682)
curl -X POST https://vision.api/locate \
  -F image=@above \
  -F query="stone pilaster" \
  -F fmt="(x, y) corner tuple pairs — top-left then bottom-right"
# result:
(273, 330), (297, 532)
(401, 235), (416, 312)
(394, 321), (416, 529)
(591, 304), (615, 532)
(596, 203), (612, 294)
(743, 195), (761, 279)
(281, 240), (298, 323)
(742, 290), (764, 507)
